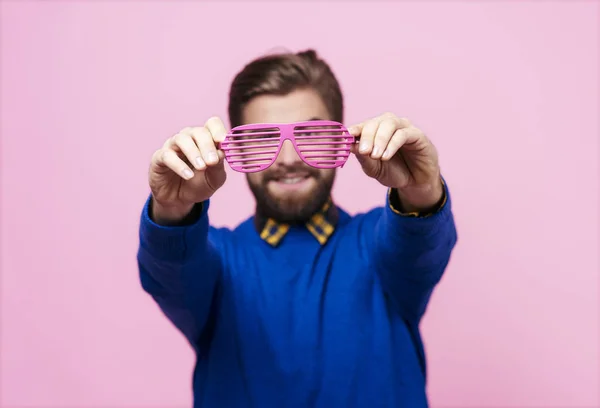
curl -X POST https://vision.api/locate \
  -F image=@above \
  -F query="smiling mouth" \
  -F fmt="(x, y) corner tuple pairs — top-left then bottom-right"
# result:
(271, 173), (311, 184)
(276, 176), (309, 184)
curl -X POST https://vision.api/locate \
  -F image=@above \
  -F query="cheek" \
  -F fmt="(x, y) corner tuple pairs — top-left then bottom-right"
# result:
(318, 169), (335, 180)
(247, 173), (265, 186)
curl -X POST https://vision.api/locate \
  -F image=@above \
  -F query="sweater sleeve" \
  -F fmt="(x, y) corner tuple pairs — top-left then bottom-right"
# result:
(370, 177), (458, 323)
(136, 195), (223, 352)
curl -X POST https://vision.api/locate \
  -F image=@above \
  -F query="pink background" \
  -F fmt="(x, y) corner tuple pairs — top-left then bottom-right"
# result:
(1, 1), (598, 407)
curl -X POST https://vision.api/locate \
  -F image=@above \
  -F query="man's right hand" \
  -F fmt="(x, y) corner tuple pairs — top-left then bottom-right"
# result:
(149, 116), (228, 225)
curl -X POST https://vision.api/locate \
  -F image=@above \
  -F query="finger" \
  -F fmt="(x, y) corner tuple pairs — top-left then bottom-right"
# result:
(371, 118), (399, 159)
(204, 116), (228, 143)
(347, 122), (364, 137)
(348, 112), (396, 135)
(163, 127), (188, 149)
(356, 119), (380, 155)
(381, 127), (423, 160)
(348, 114), (410, 146)
(172, 131), (205, 170)
(192, 126), (220, 166)
(353, 146), (380, 179)
(385, 115), (411, 128)
(156, 148), (195, 180)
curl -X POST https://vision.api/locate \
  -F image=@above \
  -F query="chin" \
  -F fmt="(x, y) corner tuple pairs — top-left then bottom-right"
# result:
(265, 183), (321, 222)
(248, 170), (336, 223)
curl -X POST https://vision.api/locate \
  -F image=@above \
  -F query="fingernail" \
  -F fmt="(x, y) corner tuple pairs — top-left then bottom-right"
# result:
(207, 152), (218, 164)
(371, 146), (381, 157)
(195, 157), (205, 169)
(359, 142), (369, 153)
(183, 169), (194, 179)
(382, 149), (391, 159)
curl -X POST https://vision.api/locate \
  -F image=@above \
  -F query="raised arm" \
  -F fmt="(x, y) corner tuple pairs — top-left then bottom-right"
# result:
(348, 113), (458, 323)
(138, 199), (223, 351)
(137, 117), (228, 351)
(367, 182), (457, 323)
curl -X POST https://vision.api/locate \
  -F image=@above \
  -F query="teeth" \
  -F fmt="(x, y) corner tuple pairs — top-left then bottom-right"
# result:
(280, 177), (303, 184)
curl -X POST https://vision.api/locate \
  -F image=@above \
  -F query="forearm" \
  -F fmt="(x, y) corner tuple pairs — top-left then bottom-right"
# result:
(137, 196), (223, 348)
(373, 178), (457, 322)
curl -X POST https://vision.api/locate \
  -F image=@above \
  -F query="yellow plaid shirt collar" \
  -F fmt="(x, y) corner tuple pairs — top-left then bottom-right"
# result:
(255, 198), (339, 247)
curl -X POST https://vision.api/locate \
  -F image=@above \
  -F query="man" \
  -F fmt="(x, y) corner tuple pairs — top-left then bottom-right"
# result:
(137, 49), (457, 407)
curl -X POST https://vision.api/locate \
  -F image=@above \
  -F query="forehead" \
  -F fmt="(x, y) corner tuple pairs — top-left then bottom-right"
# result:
(241, 88), (331, 125)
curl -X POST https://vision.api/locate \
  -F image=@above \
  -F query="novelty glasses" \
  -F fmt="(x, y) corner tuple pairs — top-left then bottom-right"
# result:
(218, 120), (356, 173)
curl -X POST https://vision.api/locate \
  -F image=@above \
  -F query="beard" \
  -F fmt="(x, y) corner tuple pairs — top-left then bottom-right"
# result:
(247, 166), (336, 224)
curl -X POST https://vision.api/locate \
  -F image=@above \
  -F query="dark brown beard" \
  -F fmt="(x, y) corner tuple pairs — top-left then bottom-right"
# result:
(247, 170), (336, 224)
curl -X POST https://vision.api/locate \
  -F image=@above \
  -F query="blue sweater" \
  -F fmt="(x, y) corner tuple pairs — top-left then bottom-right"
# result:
(137, 183), (457, 408)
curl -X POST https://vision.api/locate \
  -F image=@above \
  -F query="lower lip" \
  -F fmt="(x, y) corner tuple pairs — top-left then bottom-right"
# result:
(269, 176), (312, 192)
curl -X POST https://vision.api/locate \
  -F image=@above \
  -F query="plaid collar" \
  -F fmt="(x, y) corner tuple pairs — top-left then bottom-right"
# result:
(254, 198), (339, 247)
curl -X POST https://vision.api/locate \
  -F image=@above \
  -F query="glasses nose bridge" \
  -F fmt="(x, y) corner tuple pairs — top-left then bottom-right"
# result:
(276, 128), (302, 163)
(277, 125), (300, 154)
(278, 125), (295, 143)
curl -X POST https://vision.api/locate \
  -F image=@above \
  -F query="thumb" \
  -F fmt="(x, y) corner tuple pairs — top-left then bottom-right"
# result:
(354, 149), (380, 178)
(204, 151), (227, 186)
(204, 163), (227, 192)
(347, 122), (364, 137)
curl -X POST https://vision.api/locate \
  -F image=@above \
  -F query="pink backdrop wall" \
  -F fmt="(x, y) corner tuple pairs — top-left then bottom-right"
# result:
(1, 1), (598, 407)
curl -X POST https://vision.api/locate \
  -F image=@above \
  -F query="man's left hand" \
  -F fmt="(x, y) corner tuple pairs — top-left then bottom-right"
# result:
(348, 112), (444, 213)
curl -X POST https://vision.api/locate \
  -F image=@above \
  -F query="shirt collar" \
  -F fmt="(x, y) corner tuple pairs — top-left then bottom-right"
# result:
(254, 198), (339, 247)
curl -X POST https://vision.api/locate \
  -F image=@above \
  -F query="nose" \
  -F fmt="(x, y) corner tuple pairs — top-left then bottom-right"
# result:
(275, 139), (302, 166)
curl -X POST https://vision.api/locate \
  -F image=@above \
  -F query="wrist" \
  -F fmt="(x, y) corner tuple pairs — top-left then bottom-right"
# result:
(150, 198), (195, 225)
(394, 177), (444, 213)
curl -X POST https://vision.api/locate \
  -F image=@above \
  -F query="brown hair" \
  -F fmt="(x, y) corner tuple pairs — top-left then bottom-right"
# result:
(227, 49), (344, 128)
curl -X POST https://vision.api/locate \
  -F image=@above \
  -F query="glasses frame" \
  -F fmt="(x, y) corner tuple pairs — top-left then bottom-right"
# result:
(218, 120), (357, 173)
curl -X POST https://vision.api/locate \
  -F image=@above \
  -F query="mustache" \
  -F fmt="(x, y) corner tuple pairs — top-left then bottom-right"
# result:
(262, 165), (321, 182)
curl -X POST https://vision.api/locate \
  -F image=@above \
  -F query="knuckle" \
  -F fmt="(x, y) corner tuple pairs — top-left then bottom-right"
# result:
(205, 116), (222, 127)
(382, 118), (397, 128)
(152, 149), (163, 162)
(198, 136), (216, 150)
(173, 132), (190, 145)
(194, 126), (211, 141)
(174, 126), (193, 136)
(161, 148), (173, 161)
(164, 135), (175, 148)
(392, 130), (406, 142)
(157, 149), (168, 164)
(364, 120), (378, 133)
